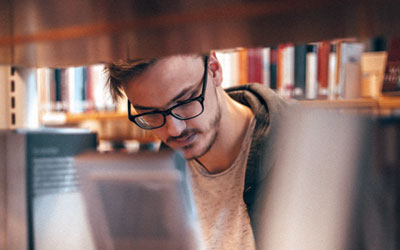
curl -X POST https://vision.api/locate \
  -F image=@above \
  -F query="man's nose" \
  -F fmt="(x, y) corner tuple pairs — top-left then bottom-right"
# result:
(165, 115), (186, 137)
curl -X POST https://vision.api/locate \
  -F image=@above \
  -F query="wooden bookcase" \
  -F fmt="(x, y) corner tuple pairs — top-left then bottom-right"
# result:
(1, 0), (400, 142)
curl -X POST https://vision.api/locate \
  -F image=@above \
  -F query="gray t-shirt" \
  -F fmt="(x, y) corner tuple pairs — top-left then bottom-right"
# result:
(188, 117), (256, 250)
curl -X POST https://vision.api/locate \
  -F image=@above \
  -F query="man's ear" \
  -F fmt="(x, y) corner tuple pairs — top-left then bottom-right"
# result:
(208, 51), (223, 87)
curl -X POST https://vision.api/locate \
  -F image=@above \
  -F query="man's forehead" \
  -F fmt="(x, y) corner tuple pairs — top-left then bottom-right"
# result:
(127, 55), (204, 109)
(153, 55), (203, 72)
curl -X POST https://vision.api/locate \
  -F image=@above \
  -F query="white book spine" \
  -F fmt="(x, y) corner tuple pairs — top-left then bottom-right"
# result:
(90, 64), (114, 111)
(12, 67), (39, 129)
(262, 47), (271, 88)
(306, 51), (318, 99)
(231, 50), (240, 86)
(283, 46), (295, 97)
(328, 52), (337, 100)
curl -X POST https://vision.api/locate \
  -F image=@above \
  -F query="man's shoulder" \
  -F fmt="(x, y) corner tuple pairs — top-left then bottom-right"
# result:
(225, 83), (298, 112)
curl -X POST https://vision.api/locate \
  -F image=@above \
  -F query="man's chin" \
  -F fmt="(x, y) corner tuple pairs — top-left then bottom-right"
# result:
(180, 146), (198, 160)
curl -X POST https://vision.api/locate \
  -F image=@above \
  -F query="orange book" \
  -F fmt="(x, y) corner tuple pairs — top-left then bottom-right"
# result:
(238, 48), (248, 85)
(276, 44), (286, 94)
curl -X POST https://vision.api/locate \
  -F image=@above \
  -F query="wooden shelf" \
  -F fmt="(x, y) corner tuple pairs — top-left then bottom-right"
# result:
(40, 96), (400, 141)
(377, 96), (400, 109)
(41, 111), (126, 125)
(42, 97), (400, 125)
(299, 98), (379, 109)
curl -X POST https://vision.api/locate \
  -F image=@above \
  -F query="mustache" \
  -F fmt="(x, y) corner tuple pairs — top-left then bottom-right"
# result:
(166, 128), (200, 143)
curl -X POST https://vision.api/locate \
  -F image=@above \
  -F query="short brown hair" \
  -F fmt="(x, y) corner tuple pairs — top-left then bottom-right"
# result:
(105, 58), (157, 103)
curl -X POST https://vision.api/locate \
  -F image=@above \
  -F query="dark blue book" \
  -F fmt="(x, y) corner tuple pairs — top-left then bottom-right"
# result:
(293, 44), (307, 99)
(270, 46), (277, 90)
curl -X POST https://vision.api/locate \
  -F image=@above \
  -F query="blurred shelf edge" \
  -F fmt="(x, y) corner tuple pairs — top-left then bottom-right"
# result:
(300, 97), (400, 111)
(41, 111), (127, 125)
(377, 96), (400, 109)
(41, 111), (158, 143)
(40, 96), (400, 142)
(1, 0), (400, 67)
(42, 97), (400, 125)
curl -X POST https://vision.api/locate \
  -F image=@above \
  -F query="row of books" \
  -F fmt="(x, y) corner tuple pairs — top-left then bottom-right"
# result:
(36, 65), (123, 114)
(216, 37), (390, 100)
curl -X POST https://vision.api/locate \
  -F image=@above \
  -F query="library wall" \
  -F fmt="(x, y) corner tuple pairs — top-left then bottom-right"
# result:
(2, 0), (400, 67)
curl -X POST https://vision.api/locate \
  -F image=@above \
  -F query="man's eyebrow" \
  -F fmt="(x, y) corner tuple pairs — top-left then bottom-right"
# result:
(133, 81), (201, 111)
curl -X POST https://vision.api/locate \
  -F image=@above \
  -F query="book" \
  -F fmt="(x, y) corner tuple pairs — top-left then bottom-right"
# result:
(336, 42), (364, 98)
(361, 51), (388, 98)
(317, 41), (331, 98)
(88, 64), (114, 111)
(247, 47), (263, 84)
(293, 44), (307, 99)
(382, 37), (400, 95)
(75, 150), (202, 250)
(261, 47), (271, 88)
(36, 68), (52, 115)
(216, 50), (234, 88)
(11, 67), (40, 129)
(269, 46), (278, 90)
(238, 48), (248, 85)
(276, 44), (285, 94)
(282, 44), (295, 97)
(306, 44), (318, 99)
(257, 108), (400, 250)
(0, 128), (97, 250)
(328, 43), (338, 100)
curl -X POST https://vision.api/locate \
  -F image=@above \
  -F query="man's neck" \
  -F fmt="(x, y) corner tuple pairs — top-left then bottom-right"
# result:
(196, 92), (253, 174)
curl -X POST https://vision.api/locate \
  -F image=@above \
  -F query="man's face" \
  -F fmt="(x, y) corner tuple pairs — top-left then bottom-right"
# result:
(124, 55), (221, 160)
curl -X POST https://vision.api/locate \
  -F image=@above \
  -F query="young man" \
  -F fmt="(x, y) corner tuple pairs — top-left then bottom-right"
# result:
(105, 52), (295, 250)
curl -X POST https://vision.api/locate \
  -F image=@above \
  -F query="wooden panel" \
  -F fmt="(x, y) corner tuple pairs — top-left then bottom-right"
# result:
(0, 0), (12, 65)
(1, 0), (400, 67)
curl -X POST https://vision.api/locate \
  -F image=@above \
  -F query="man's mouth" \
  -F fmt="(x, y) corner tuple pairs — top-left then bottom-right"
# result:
(167, 130), (198, 148)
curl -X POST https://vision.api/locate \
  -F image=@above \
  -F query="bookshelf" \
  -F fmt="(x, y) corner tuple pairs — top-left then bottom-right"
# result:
(1, 0), (400, 142)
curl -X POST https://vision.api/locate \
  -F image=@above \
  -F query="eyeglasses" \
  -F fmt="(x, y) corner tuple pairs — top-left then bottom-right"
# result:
(128, 55), (209, 130)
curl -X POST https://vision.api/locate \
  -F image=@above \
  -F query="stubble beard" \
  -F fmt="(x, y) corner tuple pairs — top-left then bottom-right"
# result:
(183, 104), (221, 160)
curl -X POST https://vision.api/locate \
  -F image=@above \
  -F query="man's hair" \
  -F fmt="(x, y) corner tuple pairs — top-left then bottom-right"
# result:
(105, 54), (206, 103)
(105, 58), (157, 103)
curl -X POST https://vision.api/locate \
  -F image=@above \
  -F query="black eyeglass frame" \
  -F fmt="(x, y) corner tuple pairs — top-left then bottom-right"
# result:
(128, 55), (209, 130)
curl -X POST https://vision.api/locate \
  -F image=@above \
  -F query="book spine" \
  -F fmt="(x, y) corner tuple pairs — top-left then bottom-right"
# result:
(282, 44), (295, 97)
(328, 44), (338, 100)
(238, 49), (248, 85)
(337, 42), (364, 98)
(231, 50), (240, 86)
(382, 37), (400, 93)
(261, 47), (271, 88)
(270, 46), (278, 90)
(276, 44), (286, 95)
(12, 68), (39, 129)
(247, 47), (263, 84)
(216, 51), (232, 88)
(294, 44), (307, 99)
(306, 44), (318, 99)
(317, 41), (330, 99)
(54, 69), (63, 112)
(36, 68), (52, 115)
